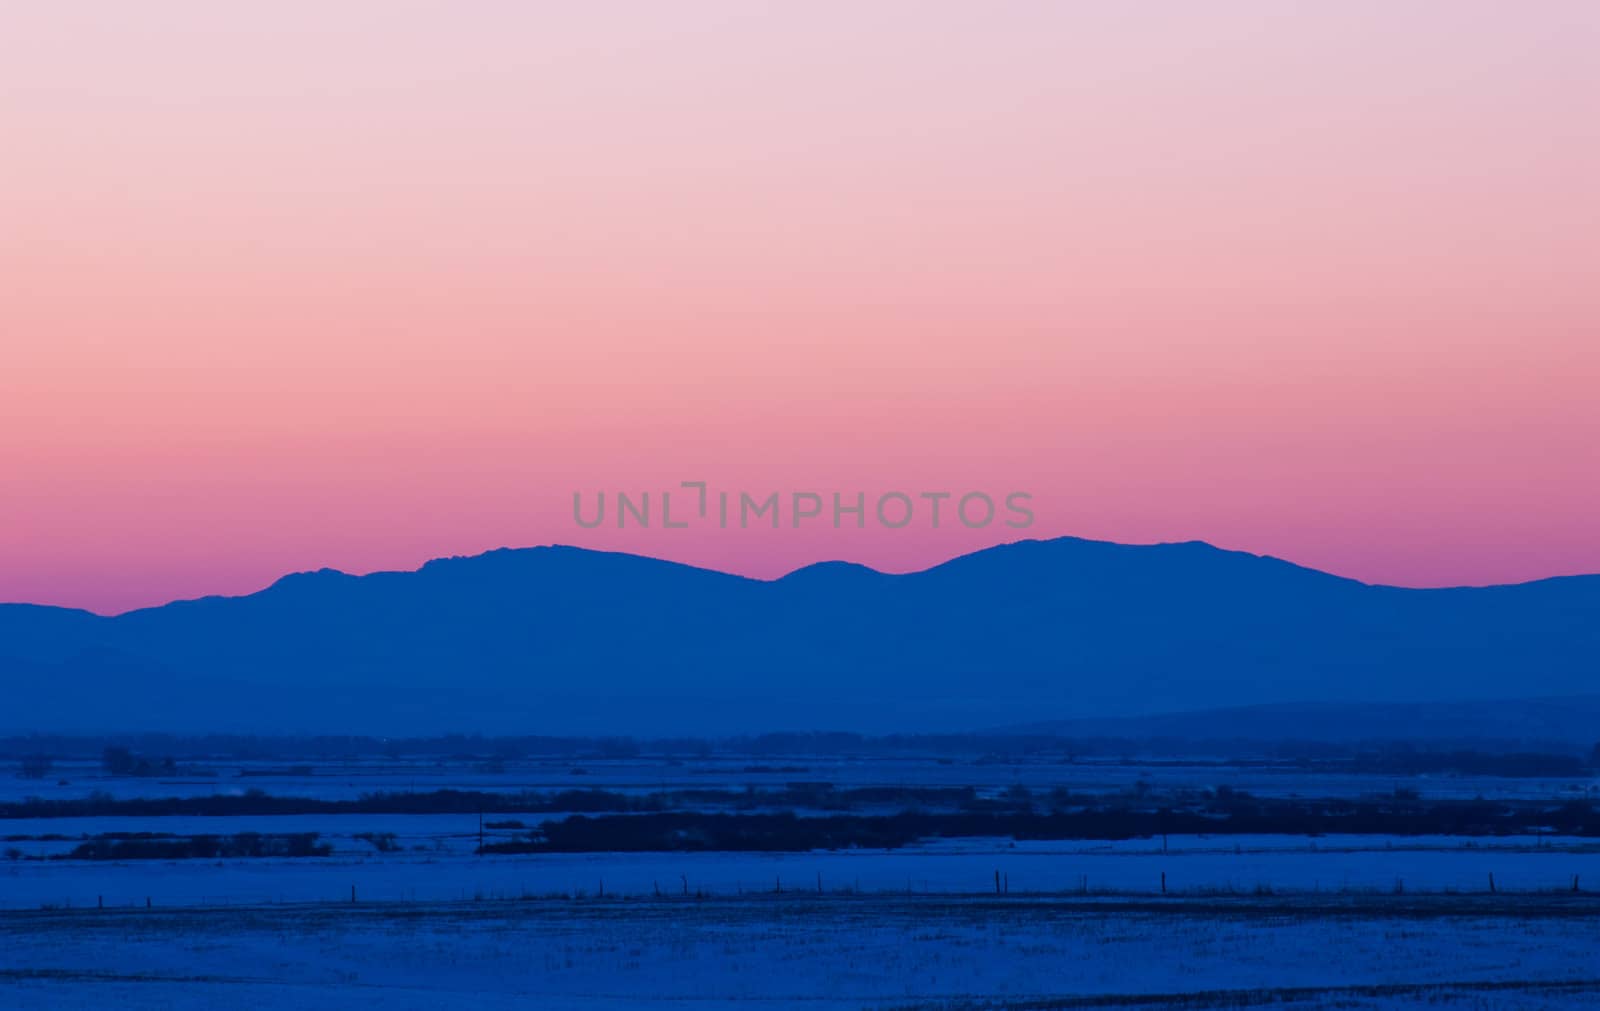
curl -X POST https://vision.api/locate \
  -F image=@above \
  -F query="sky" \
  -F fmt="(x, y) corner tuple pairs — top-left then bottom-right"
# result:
(2, 2), (1598, 615)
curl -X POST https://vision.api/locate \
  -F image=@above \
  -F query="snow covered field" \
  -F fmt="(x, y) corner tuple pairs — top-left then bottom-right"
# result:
(3, 893), (1599, 1009)
(6, 835), (1600, 910)
(5, 752), (1599, 1006)
(6, 755), (1596, 803)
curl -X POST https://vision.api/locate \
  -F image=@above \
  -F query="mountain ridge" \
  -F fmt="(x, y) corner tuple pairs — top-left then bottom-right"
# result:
(10, 537), (1599, 619)
(1005, 694), (1600, 746)
(3, 536), (1598, 736)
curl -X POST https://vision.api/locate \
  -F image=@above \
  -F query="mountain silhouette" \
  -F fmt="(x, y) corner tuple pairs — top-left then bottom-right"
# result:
(1006, 696), (1600, 746)
(3, 537), (1598, 734)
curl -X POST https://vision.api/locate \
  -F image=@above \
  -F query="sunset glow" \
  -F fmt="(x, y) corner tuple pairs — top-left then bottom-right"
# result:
(3, 2), (1598, 613)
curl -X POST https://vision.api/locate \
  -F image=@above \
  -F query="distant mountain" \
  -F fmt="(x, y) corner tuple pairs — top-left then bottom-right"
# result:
(2, 538), (1598, 735)
(1005, 696), (1600, 748)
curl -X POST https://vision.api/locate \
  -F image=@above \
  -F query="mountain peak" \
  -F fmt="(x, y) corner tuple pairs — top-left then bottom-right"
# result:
(778, 560), (888, 583)
(267, 567), (353, 589)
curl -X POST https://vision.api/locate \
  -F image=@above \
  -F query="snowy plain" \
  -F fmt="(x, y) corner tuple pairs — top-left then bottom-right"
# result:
(4, 893), (1599, 1009)
(5, 752), (1600, 1007)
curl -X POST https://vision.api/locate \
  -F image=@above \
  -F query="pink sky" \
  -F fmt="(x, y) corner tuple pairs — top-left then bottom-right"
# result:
(3, 2), (1598, 614)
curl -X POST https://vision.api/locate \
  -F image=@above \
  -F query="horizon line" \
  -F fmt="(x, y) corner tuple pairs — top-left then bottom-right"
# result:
(7, 535), (1599, 619)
